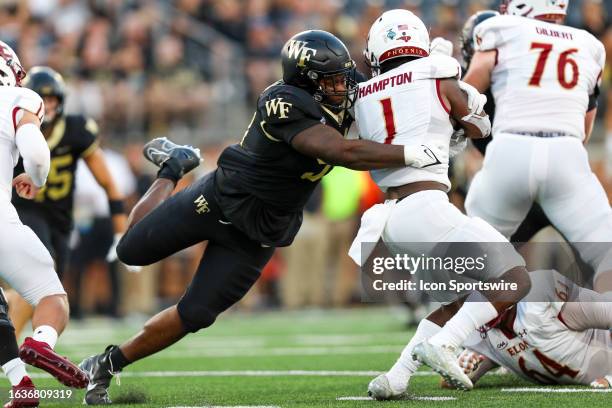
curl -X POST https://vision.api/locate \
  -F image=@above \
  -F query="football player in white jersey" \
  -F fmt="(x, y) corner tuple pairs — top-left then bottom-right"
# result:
(449, 270), (612, 389)
(463, 0), (612, 293)
(0, 41), (88, 405)
(349, 9), (532, 397)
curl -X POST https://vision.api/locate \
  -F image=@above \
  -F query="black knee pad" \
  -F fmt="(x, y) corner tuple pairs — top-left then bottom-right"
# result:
(0, 288), (14, 329)
(176, 298), (218, 333)
(116, 232), (145, 266)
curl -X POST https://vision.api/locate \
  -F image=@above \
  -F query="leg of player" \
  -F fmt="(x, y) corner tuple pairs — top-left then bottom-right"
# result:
(80, 243), (273, 405)
(19, 292), (89, 389)
(4, 290), (33, 338)
(368, 303), (462, 399)
(0, 289), (38, 408)
(412, 265), (530, 390)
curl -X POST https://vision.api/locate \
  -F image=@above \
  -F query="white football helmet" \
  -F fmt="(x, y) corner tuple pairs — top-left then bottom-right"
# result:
(0, 41), (25, 87)
(502, 0), (568, 20)
(364, 9), (430, 77)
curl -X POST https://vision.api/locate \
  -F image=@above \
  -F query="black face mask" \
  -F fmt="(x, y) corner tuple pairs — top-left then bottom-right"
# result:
(310, 65), (358, 111)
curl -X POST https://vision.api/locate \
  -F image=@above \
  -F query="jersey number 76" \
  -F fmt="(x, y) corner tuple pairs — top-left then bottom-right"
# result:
(529, 42), (579, 89)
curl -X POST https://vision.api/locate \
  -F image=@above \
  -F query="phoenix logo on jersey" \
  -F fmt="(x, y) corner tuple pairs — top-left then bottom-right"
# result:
(265, 98), (292, 119)
(286, 40), (317, 67)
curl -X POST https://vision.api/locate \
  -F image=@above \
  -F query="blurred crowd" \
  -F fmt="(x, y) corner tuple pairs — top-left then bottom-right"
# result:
(2, 0), (611, 317)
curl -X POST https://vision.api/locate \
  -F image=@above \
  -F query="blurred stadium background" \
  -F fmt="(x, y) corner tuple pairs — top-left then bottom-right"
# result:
(3, 0), (611, 320)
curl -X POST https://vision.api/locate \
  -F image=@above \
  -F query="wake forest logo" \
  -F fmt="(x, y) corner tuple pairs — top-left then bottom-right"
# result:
(265, 97), (292, 119)
(194, 195), (210, 214)
(286, 40), (317, 67)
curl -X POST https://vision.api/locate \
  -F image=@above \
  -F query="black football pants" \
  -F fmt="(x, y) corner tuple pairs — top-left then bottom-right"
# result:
(116, 173), (274, 332)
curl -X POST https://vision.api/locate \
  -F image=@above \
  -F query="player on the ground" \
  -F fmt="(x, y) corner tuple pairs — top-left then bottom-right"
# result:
(349, 9), (530, 397)
(78, 29), (448, 405)
(447, 270), (612, 389)
(7, 66), (129, 336)
(0, 288), (38, 408)
(0, 42), (87, 390)
(463, 0), (612, 292)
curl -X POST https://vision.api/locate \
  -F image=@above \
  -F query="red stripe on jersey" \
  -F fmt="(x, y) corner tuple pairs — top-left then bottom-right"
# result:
(12, 106), (20, 132)
(436, 79), (450, 115)
(380, 98), (396, 144)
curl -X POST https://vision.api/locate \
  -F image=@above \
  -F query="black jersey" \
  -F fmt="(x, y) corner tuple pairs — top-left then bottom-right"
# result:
(12, 115), (98, 233)
(215, 81), (353, 247)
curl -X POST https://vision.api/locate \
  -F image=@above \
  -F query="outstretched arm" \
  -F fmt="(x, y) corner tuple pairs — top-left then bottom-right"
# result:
(291, 124), (446, 170)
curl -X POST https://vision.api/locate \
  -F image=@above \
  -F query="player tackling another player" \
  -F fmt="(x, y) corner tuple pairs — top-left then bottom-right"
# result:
(0, 42), (88, 407)
(78, 30), (450, 404)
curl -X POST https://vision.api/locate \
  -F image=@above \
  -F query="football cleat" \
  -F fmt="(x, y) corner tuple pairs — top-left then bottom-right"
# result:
(143, 137), (202, 176)
(412, 340), (473, 391)
(19, 337), (88, 389)
(367, 374), (406, 400)
(79, 345), (119, 405)
(4, 376), (38, 408)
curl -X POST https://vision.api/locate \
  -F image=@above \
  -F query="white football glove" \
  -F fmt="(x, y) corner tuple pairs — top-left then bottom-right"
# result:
(404, 144), (448, 168)
(458, 81), (487, 115)
(430, 37), (454, 57)
(449, 129), (468, 158)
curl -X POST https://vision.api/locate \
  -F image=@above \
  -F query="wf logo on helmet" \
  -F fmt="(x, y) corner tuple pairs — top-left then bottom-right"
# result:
(286, 40), (317, 67)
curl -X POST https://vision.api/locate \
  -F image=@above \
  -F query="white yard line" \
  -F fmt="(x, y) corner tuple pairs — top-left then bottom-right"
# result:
(61, 345), (403, 358)
(501, 388), (612, 393)
(27, 369), (475, 379)
(167, 406), (280, 408)
(337, 396), (457, 401)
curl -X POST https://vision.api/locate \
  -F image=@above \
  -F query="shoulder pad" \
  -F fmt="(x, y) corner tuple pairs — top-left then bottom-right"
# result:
(412, 55), (461, 80)
(12, 87), (44, 122)
(259, 83), (320, 123)
(474, 15), (521, 52)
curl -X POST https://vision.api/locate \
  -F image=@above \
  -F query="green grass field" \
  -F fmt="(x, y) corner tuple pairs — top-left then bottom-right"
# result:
(14, 308), (611, 407)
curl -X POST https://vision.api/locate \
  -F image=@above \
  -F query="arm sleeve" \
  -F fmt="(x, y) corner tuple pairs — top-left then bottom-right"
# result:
(258, 88), (322, 144)
(15, 123), (50, 187)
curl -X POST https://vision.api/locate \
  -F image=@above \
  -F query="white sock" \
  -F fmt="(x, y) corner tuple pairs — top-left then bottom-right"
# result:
(2, 358), (27, 386)
(32, 325), (58, 349)
(429, 292), (498, 349)
(386, 319), (441, 392)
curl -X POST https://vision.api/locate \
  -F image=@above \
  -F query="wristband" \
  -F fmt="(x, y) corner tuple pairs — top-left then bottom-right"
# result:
(108, 199), (125, 215)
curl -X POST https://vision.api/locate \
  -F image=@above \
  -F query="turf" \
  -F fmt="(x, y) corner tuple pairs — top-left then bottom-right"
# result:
(12, 308), (610, 407)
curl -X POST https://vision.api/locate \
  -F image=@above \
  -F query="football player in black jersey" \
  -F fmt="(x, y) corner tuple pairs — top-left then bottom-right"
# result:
(7, 67), (128, 336)
(78, 30), (454, 404)
(460, 11), (594, 284)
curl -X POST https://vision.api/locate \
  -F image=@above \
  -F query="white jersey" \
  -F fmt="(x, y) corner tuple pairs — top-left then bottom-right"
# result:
(354, 55), (461, 191)
(0, 86), (44, 205)
(475, 15), (605, 140)
(465, 270), (612, 385)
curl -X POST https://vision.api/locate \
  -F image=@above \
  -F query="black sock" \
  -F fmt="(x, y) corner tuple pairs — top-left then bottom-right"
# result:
(157, 159), (182, 183)
(108, 346), (131, 372)
(0, 325), (19, 366)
